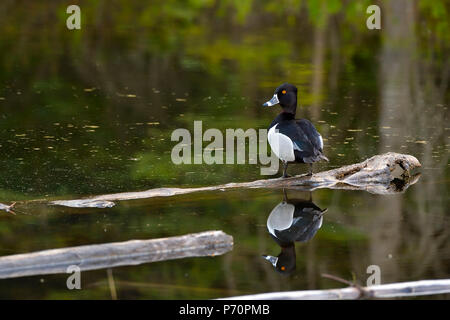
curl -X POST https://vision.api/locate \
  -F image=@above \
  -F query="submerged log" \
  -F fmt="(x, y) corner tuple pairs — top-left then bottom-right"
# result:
(51, 152), (421, 208)
(221, 279), (450, 300)
(0, 230), (233, 279)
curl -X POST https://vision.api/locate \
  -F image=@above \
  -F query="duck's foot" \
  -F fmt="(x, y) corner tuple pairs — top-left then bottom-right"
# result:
(282, 173), (292, 178)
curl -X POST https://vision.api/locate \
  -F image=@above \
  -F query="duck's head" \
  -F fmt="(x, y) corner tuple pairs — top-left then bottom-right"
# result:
(262, 243), (296, 275)
(262, 83), (298, 114)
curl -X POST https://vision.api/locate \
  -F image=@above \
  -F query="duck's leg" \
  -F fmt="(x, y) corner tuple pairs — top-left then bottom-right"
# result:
(306, 163), (313, 176)
(282, 162), (289, 178)
(282, 188), (288, 202)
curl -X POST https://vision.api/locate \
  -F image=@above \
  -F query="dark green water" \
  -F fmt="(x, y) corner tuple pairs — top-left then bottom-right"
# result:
(0, 1), (448, 299)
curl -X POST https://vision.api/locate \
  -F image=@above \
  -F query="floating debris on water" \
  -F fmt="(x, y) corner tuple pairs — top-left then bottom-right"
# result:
(51, 200), (116, 208)
(116, 92), (137, 98)
(0, 202), (16, 215)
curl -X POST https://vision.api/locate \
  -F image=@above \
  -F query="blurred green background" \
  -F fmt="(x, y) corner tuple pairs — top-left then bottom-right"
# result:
(0, 0), (448, 299)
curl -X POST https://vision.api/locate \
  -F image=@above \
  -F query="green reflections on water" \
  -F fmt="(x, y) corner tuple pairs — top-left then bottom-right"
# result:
(0, 1), (449, 299)
(0, 188), (448, 299)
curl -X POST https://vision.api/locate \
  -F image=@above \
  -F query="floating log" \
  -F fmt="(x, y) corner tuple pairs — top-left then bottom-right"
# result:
(51, 152), (421, 208)
(221, 279), (450, 300)
(0, 230), (233, 279)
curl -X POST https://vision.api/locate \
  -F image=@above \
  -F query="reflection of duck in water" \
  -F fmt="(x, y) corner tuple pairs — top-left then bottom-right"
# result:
(263, 190), (326, 274)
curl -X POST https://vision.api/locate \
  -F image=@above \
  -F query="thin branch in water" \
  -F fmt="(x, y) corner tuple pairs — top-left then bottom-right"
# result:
(321, 273), (371, 299)
(107, 268), (118, 300)
(220, 279), (450, 300)
(0, 202), (16, 215)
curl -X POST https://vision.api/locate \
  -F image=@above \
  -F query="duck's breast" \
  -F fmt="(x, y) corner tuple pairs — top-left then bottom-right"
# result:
(267, 124), (296, 162)
(267, 201), (295, 236)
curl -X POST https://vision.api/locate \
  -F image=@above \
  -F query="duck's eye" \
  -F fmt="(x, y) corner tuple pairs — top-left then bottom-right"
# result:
(281, 266), (286, 271)
(281, 90), (286, 94)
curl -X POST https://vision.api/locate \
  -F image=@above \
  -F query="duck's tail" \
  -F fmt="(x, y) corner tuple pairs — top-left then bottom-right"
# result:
(303, 152), (329, 164)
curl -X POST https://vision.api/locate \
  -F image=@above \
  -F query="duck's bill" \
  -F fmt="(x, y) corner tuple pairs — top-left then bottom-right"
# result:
(262, 94), (279, 107)
(262, 255), (278, 267)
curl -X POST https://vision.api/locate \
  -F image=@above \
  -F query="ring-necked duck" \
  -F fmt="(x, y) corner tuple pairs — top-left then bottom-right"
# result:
(263, 83), (328, 178)
(263, 190), (326, 274)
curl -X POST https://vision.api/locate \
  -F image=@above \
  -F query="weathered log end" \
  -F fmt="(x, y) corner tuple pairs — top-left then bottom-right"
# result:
(338, 152), (421, 180)
(250, 152), (421, 195)
(330, 152), (421, 186)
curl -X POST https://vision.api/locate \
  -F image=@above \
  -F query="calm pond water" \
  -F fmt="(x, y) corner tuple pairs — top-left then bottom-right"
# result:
(0, 1), (448, 299)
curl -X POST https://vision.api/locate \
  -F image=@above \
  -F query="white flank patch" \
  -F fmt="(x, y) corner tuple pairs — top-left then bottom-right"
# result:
(267, 202), (295, 236)
(317, 215), (323, 229)
(268, 124), (295, 162)
(318, 134), (323, 150)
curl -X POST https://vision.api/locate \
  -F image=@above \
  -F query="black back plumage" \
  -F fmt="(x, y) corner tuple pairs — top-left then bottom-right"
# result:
(269, 112), (325, 164)
(271, 199), (324, 246)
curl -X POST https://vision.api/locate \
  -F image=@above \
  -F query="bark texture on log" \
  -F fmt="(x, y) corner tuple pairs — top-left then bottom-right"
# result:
(0, 230), (233, 279)
(50, 152), (421, 208)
